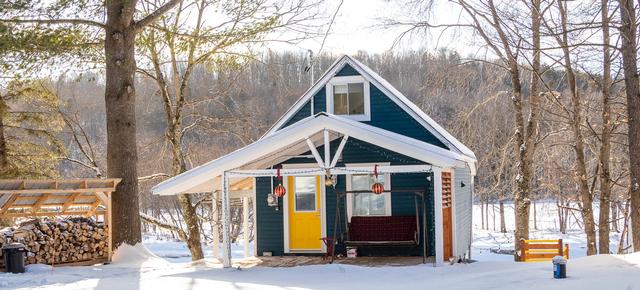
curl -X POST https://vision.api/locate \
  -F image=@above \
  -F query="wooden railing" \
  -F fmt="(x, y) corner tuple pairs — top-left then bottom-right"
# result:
(519, 239), (569, 262)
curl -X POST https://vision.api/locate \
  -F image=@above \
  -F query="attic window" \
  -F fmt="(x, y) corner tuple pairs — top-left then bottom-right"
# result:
(326, 76), (371, 121)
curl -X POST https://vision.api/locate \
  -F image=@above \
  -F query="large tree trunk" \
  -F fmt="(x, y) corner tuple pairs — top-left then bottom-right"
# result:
(557, 1), (597, 255)
(619, 0), (640, 251)
(598, 0), (613, 254)
(0, 97), (8, 176)
(105, 0), (142, 248)
(513, 0), (541, 261)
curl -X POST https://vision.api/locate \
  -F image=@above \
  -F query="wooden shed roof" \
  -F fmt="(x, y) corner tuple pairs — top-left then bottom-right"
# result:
(0, 179), (120, 218)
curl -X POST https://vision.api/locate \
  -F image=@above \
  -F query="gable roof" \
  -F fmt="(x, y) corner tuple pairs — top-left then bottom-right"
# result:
(152, 113), (471, 196)
(261, 55), (477, 160)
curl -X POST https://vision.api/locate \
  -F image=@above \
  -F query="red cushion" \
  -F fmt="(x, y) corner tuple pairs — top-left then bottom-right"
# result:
(348, 216), (417, 242)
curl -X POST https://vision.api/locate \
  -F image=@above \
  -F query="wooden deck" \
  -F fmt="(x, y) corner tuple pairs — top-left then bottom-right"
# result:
(234, 256), (435, 268)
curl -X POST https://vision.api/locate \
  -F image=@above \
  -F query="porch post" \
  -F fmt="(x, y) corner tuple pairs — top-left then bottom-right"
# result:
(242, 196), (250, 257)
(433, 167), (444, 266)
(212, 191), (220, 259)
(221, 171), (232, 267)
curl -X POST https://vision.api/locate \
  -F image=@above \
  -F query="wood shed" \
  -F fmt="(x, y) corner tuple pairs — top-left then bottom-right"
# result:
(0, 179), (120, 265)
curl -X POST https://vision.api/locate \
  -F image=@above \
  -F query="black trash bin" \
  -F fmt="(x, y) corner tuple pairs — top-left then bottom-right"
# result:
(2, 243), (26, 273)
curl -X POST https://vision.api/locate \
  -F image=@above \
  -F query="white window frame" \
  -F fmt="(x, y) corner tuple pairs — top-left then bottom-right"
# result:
(345, 162), (391, 221)
(292, 176), (317, 213)
(326, 75), (371, 121)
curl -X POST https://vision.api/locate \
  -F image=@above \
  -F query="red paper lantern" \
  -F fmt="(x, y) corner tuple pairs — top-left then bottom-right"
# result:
(274, 184), (286, 197)
(273, 166), (286, 197)
(371, 164), (384, 194)
(372, 182), (384, 194)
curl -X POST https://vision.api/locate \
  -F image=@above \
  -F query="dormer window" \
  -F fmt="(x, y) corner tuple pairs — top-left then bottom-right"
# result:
(326, 76), (371, 121)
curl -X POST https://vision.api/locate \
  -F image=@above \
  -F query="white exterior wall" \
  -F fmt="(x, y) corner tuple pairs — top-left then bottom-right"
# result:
(454, 166), (473, 259)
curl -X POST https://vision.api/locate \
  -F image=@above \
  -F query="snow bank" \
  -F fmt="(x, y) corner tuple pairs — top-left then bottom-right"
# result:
(111, 243), (170, 267)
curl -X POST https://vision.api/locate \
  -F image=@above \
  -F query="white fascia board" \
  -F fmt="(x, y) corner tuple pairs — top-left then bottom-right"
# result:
(152, 115), (328, 195)
(152, 114), (466, 196)
(259, 56), (350, 139)
(347, 56), (477, 160)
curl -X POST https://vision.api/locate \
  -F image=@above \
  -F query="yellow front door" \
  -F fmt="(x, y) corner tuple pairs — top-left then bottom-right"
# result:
(288, 175), (322, 251)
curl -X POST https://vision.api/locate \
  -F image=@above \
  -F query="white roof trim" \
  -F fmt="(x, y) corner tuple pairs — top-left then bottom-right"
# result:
(152, 113), (470, 196)
(261, 55), (477, 161)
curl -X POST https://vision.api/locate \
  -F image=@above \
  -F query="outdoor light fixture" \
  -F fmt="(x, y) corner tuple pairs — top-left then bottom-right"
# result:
(461, 181), (466, 188)
(325, 169), (337, 187)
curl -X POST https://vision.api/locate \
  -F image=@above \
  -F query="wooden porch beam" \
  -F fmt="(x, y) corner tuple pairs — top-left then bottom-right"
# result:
(0, 193), (19, 214)
(226, 164), (434, 178)
(0, 187), (118, 194)
(305, 137), (325, 168)
(330, 135), (349, 168)
(61, 192), (83, 212)
(4, 210), (106, 218)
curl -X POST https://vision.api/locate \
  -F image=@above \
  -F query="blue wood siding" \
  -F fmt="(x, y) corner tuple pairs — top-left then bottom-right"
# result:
(254, 137), (436, 257)
(255, 176), (284, 256)
(278, 63), (448, 149)
(335, 63), (359, 76)
(454, 167), (472, 258)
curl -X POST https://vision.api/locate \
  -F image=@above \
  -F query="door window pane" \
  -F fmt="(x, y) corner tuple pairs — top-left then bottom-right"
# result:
(295, 176), (316, 211)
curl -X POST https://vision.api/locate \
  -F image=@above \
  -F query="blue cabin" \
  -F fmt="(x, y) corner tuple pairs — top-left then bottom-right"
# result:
(152, 55), (477, 267)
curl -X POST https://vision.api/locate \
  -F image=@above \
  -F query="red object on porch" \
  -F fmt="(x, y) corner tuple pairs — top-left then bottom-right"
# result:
(273, 166), (286, 197)
(346, 216), (418, 246)
(371, 182), (384, 194)
(274, 184), (286, 197)
(320, 237), (336, 261)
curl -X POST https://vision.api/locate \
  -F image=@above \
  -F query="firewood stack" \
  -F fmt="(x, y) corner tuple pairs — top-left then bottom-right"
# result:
(0, 217), (108, 267)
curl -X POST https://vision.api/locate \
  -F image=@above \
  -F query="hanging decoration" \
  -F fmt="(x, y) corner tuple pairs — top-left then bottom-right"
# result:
(371, 164), (384, 194)
(273, 166), (286, 197)
(325, 169), (337, 187)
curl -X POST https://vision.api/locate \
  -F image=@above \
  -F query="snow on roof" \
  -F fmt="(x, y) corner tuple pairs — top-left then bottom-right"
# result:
(262, 55), (477, 161)
(151, 113), (470, 195)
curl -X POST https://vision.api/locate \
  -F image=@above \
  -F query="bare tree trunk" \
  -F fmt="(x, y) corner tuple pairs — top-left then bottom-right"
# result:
(499, 200), (507, 233)
(598, 0), (614, 254)
(513, 0), (541, 261)
(105, 0), (142, 248)
(556, 1), (597, 255)
(533, 200), (538, 231)
(612, 201), (619, 233)
(481, 194), (485, 230)
(492, 203), (496, 231)
(619, 0), (640, 251)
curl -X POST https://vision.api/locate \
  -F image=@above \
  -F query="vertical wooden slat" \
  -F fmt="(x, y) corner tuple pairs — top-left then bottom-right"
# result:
(558, 239), (563, 257)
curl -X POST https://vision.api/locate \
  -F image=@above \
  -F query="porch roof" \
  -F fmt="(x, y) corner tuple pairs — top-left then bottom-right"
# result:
(151, 113), (475, 196)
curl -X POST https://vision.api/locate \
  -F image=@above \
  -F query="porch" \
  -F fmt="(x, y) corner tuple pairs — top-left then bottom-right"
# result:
(152, 114), (473, 267)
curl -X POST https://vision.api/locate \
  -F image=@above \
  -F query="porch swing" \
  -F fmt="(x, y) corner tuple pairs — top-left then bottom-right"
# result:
(331, 188), (429, 263)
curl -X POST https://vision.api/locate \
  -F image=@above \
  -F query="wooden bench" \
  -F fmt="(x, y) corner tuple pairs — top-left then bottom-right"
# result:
(345, 216), (418, 247)
(519, 239), (569, 262)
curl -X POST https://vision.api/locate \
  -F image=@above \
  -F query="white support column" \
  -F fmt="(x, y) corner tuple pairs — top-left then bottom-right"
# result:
(323, 130), (330, 168)
(212, 191), (220, 259)
(221, 172), (232, 268)
(242, 196), (250, 258)
(433, 167), (444, 266)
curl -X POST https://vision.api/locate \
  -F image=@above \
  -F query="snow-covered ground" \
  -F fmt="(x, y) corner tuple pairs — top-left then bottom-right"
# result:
(0, 202), (638, 290)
